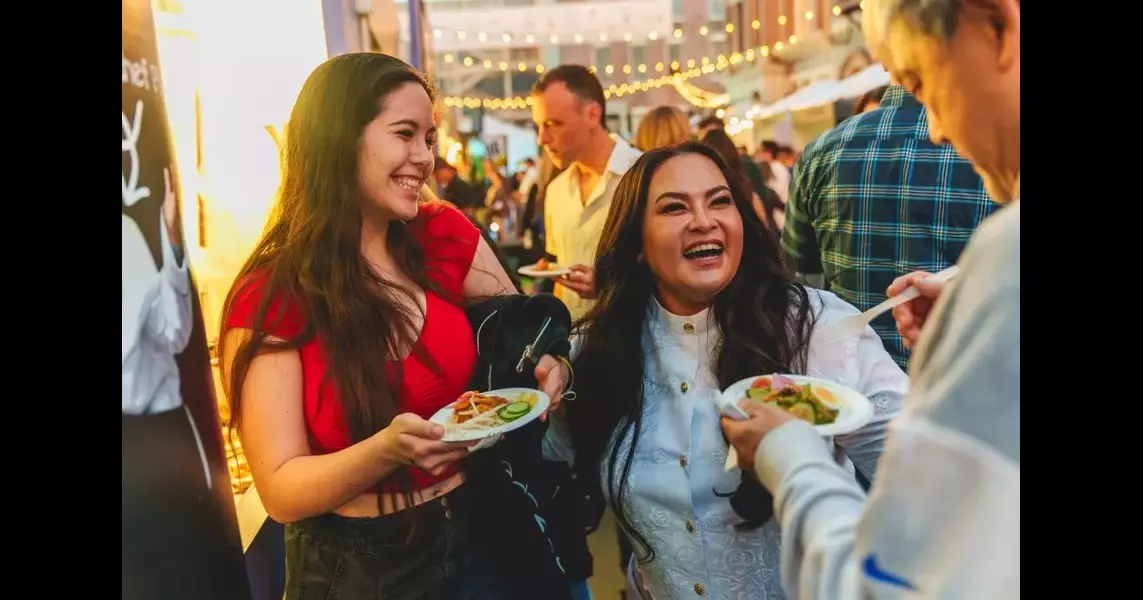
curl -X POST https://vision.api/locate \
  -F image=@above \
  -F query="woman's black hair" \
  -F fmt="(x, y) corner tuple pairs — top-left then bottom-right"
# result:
(854, 85), (889, 114)
(568, 141), (817, 564)
(700, 129), (785, 235)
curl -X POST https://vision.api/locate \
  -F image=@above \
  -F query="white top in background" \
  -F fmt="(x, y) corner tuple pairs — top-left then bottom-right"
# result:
(122, 214), (193, 415)
(543, 138), (642, 321)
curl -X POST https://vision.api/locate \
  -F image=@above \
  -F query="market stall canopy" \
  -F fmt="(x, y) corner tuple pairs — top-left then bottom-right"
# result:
(756, 79), (840, 120)
(832, 64), (891, 101)
(741, 64), (892, 121)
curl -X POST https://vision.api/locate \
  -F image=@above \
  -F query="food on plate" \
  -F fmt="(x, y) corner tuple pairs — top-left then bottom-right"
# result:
(449, 390), (539, 427)
(450, 391), (509, 424)
(532, 258), (560, 271)
(742, 374), (840, 425)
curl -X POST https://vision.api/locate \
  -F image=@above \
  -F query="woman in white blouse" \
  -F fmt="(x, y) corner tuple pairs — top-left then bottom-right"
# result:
(544, 142), (908, 600)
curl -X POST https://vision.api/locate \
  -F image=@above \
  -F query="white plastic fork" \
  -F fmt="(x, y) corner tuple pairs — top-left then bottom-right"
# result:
(833, 265), (961, 338)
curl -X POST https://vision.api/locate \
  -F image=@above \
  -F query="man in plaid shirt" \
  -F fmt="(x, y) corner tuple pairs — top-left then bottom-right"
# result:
(781, 84), (995, 369)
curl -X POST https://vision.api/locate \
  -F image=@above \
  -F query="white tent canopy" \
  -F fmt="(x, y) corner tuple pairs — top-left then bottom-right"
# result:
(747, 64), (892, 120)
(758, 79), (840, 119)
(832, 64), (891, 101)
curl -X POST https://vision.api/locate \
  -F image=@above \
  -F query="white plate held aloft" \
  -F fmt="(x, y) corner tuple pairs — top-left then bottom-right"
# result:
(430, 388), (551, 443)
(518, 261), (571, 279)
(718, 374), (875, 470)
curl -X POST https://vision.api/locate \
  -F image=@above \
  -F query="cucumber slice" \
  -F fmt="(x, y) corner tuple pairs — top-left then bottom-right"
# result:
(503, 400), (530, 414)
(497, 400), (532, 422)
(787, 402), (816, 423)
(745, 387), (771, 400)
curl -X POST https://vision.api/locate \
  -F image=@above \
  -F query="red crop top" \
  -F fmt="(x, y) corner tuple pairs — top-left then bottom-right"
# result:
(225, 202), (479, 490)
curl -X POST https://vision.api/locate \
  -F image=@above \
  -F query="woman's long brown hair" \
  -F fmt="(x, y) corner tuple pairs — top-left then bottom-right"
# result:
(218, 53), (442, 520)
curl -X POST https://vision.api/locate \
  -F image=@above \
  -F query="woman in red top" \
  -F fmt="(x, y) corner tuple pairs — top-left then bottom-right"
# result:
(219, 54), (570, 600)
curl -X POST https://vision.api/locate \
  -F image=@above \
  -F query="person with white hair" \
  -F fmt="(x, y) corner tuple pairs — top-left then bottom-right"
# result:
(721, 1), (1020, 598)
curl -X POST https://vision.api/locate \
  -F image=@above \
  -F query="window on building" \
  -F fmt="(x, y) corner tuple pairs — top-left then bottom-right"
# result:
(631, 44), (646, 67)
(510, 48), (539, 63)
(672, 0), (683, 19)
(595, 47), (610, 70)
(669, 43), (681, 64)
(707, 0), (726, 20)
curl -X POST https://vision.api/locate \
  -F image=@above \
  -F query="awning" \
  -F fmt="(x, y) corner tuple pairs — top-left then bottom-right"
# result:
(760, 79), (840, 119)
(832, 64), (891, 100)
(746, 64), (892, 120)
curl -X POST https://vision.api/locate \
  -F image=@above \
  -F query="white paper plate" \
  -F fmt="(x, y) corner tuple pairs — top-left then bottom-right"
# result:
(430, 388), (551, 442)
(719, 374), (875, 471)
(518, 264), (571, 278)
(720, 374), (874, 437)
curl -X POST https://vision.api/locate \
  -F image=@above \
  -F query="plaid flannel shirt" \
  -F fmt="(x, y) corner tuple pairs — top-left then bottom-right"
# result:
(781, 85), (996, 369)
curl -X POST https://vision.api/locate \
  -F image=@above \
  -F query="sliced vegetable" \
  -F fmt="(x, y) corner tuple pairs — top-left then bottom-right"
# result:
(787, 402), (816, 423)
(497, 400), (532, 422)
(740, 377), (842, 426)
(771, 374), (796, 391)
(745, 387), (771, 400)
(775, 390), (799, 408)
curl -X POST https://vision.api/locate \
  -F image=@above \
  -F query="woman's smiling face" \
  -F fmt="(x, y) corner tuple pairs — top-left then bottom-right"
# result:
(641, 152), (744, 316)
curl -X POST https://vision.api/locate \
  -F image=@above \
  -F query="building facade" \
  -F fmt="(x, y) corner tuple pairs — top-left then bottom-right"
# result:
(409, 0), (731, 135)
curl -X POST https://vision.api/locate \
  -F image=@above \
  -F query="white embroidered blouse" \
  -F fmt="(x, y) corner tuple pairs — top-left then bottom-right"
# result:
(544, 289), (908, 599)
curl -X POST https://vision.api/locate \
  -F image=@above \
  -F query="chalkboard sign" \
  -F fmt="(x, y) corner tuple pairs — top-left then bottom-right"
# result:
(122, 0), (251, 598)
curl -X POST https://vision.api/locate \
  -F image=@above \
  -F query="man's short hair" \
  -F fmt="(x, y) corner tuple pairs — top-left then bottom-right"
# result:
(531, 65), (607, 127)
(697, 115), (725, 131)
(760, 140), (781, 156)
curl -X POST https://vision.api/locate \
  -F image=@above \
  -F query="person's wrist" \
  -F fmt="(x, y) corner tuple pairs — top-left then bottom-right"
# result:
(371, 426), (401, 465)
(556, 355), (574, 394)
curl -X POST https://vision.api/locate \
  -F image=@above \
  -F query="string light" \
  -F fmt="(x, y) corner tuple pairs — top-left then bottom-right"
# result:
(437, 5), (848, 73)
(443, 46), (757, 111)
(726, 117), (754, 136)
(436, 3), (852, 111)
(435, 5), (846, 44)
(442, 43), (770, 76)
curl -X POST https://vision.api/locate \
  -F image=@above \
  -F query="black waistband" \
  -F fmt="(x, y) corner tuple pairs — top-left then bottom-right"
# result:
(291, 479), (477, 548)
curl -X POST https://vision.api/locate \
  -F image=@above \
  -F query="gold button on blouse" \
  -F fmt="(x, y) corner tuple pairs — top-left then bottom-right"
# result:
(680, 382), (689, 393)
(682, 322), (695, 334)
(694, 583), (705, 596)
(679, 455), (688, 467)
(685, 519), (695, 533)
